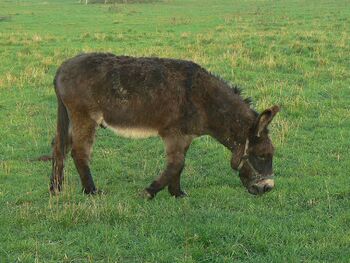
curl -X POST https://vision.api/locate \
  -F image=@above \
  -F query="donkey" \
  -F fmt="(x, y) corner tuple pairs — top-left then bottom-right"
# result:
(50, 52), (280, 198)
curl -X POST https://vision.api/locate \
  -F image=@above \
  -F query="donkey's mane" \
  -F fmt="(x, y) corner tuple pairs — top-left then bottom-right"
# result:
(208, 71), (254, 107)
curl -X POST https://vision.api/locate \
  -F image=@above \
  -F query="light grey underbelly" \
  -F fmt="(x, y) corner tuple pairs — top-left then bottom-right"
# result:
(106, 125), (158, 139)
(91, 112), (158, 139)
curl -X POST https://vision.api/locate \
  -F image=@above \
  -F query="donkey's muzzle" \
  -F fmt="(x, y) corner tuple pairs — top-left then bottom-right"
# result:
(248, 179), (275, 195)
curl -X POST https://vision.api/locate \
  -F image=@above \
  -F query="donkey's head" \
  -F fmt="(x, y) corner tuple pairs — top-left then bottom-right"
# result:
(231, 105), (280, 195)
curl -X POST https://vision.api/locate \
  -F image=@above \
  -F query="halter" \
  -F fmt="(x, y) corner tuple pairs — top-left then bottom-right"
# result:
(237, 139), (274, 183)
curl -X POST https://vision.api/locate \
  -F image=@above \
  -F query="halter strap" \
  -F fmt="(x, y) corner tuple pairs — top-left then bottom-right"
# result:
(237, 139), (249, 170)
(237, 139), (274, 182)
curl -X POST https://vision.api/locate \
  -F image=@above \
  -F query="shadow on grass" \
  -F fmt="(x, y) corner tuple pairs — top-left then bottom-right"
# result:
(0, 16), (11, 22)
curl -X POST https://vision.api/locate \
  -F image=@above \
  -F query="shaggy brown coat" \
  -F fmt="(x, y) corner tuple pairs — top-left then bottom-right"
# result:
(51, 53), (279, 197)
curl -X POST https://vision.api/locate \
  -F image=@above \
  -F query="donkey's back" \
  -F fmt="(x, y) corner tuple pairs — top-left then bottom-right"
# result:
(54, 53), (202, 136)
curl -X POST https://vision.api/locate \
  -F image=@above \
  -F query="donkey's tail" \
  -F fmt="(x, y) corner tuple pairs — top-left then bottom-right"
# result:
(50, 75), (71, 193)
(54, 67), (71, 159)
(55, 94), (70, 157)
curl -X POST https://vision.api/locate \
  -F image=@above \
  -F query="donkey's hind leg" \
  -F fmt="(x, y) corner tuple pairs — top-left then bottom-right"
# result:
(70, 116), (98, 194)
(145, 135), (192, 199)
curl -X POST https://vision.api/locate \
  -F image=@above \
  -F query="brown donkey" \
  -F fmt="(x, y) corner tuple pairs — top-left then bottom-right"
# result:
(50, 53), (280, 198)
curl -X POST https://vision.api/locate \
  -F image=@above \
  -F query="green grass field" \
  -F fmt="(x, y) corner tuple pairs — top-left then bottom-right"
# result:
(1, 0), (349, 261)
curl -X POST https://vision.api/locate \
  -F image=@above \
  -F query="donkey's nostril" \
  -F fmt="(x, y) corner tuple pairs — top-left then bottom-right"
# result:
(252, 184), (260, 192)
(263, 184), (273, 193)
(248, 181), (274, 195)
(248, 184), (260, 195)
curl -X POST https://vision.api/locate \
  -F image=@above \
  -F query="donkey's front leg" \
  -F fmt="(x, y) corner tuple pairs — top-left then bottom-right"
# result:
(145, 135), (192, 199)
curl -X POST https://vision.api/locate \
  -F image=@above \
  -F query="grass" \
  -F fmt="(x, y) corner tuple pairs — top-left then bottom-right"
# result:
(0, 0), (349, 261)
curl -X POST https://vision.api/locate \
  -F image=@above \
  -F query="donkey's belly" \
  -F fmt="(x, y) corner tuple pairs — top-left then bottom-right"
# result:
(106, 125), (158, 139)
(91, 112), (159, 139)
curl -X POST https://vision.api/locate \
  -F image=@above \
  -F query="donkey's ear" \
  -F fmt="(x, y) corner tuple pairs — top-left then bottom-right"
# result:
(255, 105), (280, 137)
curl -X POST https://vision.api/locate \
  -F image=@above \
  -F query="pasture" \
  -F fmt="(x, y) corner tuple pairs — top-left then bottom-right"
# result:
(0, 0), (349, 261)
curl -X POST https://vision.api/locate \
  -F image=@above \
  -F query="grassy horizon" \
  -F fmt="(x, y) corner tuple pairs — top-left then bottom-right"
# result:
(0, 0), (349, 261)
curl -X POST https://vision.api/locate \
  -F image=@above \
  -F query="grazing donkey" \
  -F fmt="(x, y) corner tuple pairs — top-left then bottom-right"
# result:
(50, 53), (279, 198)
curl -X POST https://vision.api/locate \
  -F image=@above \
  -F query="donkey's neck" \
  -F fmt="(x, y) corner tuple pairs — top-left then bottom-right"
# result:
(201, 79), (257, 150)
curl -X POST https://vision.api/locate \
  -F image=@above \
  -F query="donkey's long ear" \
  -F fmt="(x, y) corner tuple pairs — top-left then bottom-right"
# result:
(255, 105), (280, 137)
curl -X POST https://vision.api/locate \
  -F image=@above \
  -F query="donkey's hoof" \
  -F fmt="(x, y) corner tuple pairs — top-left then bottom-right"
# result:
(83, 188), (99, 195)
(141, 188), (155, 200)
(175, 190), (187, 199)
(93, 189), (105, 195)
(168, 188), (187, 198)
